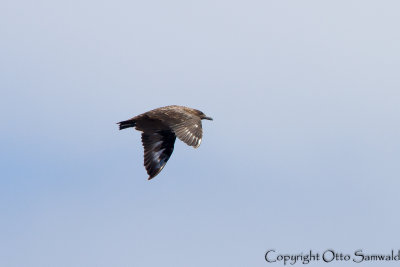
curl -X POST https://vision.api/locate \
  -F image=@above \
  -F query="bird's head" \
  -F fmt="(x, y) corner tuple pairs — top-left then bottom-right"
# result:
(200, 114), (213, 120)
(182, 106), (213, 120)
(196, 110), (213, 120)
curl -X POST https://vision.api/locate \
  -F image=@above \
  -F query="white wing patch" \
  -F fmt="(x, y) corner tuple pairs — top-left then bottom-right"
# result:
(172, 120), (203, 148)
(141, 131), (176, 179)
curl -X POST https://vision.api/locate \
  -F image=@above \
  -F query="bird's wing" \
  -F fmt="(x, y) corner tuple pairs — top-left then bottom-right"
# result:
(170, 118), (203, 148)
(141, 130), (176, 180)
(145, 108), (204, 148)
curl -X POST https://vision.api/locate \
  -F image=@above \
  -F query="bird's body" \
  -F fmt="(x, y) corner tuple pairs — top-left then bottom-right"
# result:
(118, 105), (212, 180)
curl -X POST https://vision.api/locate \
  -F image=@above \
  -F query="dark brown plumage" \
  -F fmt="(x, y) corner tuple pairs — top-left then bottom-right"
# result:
(118, 105), (213, 180)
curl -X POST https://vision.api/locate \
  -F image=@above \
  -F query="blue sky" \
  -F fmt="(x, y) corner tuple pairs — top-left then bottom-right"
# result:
(1, 1), (400, 266)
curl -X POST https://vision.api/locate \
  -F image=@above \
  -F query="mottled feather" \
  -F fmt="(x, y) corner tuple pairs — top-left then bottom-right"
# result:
(118, 105), (212, 180)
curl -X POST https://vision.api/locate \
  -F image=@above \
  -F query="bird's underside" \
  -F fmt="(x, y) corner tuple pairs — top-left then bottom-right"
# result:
(118, 105), (211, 180)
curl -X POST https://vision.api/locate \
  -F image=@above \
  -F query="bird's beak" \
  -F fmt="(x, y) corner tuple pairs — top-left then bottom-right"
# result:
(203, 116), (213, 120)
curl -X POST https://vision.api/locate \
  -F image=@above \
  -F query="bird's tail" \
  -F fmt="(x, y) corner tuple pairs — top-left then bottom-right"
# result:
(117, 119), (136, 130)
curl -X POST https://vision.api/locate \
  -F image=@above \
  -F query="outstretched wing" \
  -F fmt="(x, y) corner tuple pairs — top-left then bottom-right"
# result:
(171, 119), (203, 148)
(143, 106), (204, 148)
(141, 130), (176, 180)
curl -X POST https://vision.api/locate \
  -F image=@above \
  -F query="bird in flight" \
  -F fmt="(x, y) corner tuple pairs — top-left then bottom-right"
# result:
(118, 105), (213, 180)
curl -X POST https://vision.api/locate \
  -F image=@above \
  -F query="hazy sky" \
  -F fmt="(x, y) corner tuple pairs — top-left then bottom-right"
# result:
(1, 1), (400, 266)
